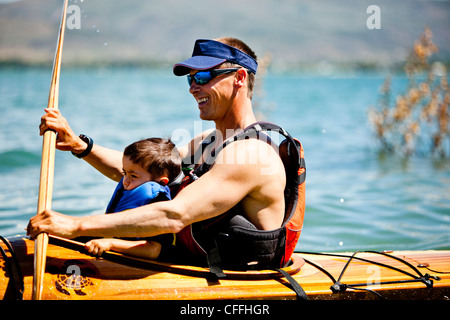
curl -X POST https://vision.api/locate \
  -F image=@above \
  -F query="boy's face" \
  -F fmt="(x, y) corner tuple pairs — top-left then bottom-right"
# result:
(122, 155), (153, 190)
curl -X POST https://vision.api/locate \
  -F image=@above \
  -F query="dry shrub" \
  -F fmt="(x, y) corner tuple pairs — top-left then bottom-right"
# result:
(368, 27), (449, 157)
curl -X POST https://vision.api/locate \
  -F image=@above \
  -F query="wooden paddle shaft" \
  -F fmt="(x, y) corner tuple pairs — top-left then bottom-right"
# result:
(33, 0), (68, 300)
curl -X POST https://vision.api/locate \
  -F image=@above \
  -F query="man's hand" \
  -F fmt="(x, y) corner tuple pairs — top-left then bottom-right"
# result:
(27, 209), (80, 239)
(39, 108), (86, 153)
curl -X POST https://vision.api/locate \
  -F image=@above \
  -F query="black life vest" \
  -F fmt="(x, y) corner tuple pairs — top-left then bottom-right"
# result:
(175, 122), (306, 276)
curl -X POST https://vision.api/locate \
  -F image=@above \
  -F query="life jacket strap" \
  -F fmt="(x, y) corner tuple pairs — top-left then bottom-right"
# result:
(276, 267), (308, 300)
(206, 244), (226, 279)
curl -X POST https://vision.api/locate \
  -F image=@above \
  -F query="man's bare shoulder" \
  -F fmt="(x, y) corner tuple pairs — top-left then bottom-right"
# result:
(215, 138), (285, 176)
(212, 138), (286, 229)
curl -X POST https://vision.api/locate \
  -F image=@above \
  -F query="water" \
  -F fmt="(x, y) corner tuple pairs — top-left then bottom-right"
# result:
(0, 67), (449, 252)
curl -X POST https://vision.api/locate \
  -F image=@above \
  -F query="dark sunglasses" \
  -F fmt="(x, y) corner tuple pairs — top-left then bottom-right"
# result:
(187, 68), (240, 86)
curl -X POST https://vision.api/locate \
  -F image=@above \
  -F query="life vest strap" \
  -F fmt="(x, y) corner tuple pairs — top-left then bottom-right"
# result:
(276, 267), (308, 300)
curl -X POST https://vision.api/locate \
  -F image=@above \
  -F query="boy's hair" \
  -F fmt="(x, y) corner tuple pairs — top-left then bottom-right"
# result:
(124, 138), (181, 183)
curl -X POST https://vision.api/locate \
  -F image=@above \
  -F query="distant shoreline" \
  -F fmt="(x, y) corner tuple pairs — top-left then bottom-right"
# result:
(1, 59), (448, 76)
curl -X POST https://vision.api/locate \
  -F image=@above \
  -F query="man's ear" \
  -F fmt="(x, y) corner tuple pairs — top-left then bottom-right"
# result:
(234, 68), (247, 87)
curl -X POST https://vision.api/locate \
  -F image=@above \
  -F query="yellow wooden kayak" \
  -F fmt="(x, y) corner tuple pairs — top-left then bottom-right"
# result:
(1, 235), (449, 300)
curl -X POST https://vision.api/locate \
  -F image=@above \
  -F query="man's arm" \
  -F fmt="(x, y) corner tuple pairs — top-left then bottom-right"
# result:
(28, 139), (285, 238)
(40, 108), (123, 181)
(81, 144), (123, 182)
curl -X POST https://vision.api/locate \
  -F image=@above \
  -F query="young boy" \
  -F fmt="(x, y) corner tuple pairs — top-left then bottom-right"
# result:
(85, 138), (182, 260)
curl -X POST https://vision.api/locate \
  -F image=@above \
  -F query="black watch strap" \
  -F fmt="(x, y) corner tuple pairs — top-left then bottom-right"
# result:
(71, 134), (93, 158)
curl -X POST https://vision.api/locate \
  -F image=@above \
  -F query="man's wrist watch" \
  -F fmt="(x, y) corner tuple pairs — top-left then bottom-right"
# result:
(71, 134), (94, 158)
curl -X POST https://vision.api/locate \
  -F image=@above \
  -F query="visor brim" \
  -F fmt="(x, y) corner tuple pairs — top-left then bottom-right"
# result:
(173, 56), (226, 76)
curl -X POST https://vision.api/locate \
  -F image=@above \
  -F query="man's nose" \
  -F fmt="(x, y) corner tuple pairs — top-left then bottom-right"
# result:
(189, 81), (201, 94)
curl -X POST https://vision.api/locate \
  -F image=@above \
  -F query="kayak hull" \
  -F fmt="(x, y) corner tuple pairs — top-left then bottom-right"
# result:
(1, 235), (449, 300)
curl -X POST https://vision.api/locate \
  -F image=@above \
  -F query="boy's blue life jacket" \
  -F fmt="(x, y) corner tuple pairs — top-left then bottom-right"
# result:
(106, 178), (171, 214)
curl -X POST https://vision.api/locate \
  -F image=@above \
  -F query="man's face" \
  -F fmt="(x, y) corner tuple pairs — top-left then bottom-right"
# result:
(188, 68), (236, 121)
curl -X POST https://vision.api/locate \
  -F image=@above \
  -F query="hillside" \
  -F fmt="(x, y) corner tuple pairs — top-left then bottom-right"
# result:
(0, 0), (449, 70)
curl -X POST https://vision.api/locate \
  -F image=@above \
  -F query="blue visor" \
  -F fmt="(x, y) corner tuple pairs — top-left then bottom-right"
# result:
(173, 39), (258, 76)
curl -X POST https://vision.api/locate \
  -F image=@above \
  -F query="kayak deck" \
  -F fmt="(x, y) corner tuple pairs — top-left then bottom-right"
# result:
(1, 235), (449, 300)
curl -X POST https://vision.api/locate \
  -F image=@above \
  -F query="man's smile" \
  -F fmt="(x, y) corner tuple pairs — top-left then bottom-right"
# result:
(196, 97), (209, 105)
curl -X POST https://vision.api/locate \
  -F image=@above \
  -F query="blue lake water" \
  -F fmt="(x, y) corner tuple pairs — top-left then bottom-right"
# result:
(0, 67), (449, 252)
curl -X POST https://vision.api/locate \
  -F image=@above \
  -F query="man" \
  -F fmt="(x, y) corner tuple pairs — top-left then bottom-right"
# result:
(28, 37), (301, 269)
